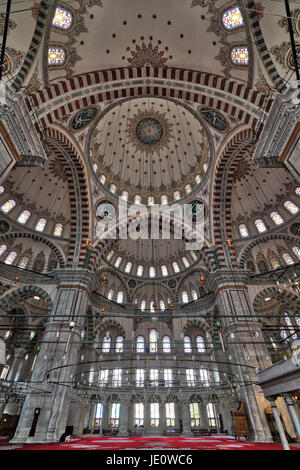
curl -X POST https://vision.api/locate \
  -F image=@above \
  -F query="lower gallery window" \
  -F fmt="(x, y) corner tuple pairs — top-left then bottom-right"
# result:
(94, 403), (103, 427)
(112, 368), (122, 387)
(134, 403), (144, 427)
(109, 403), (120, 428)
(166, 402), (175, 427)
(150, 403), (160, 427)
(99, 369), (109, 387)
(207, 402), (217, 428)
(189, 403), (200, 428)
(136, 368), (145, 387)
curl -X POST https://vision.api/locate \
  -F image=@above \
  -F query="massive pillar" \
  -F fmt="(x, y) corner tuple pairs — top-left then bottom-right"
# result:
(119, 401), (129, 436)
(181, 401), (192, 436)
(208, 271), (273, 442)
(11, 270), (95, 443)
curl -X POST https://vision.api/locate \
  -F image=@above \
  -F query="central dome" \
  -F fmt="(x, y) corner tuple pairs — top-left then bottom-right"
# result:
(89, 97), (210, 204)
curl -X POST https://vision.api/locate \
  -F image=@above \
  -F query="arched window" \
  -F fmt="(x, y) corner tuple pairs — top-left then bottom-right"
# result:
(107, 250), (114, 261)
(196, 335), (206, 353)
(125, 262), (132, 273)
(173, 191), (181, 201)
(282, 252), (294, 265)
(149, 266), (156, 278)
(161, 265), (168, 277)
(284, 200), (299, 215)
(182, 291), (189, 304)
(230, 46), (249, 65)
(270, 211), (284, 225)
(100, 174), (106, 185)
(280, 327), (289, 343)
(148, 196), (154, 206)
(271, 259), (280, 269)
(172, 261), (180, 273)
(150, 301), (156, 313)
(134, 195), (142, 204)
(121, 191), (128, 201)
(115, 336), (124, 353)
(35, 218), (47, 232)
(191, 290), (198, 301)
(136, 265), (143, 276)
(295, 187), (300, 196)
(184, 336), (192, 353)
(114, 256), (122, 268)
(203, 162), (208, 172)
(4, 251), (17, 265)
(48, 46), (66, 65)
(17, 210), (31, 224)
(162, 336), (171, 353)
(149, 329), (158, 353)
(185, 184), (192, 194)
(116, 291), (124, 304)
(109, 184), (116, 194)
(92, 163), (98, 173)
(284, 312), (297, 340)
(17, 256), (29, 269)
(254, 218), (267, 233)
(160, 300), (166, 311)
(195, 174), (202, 184)
(190, 251), (198, 261)
(102, 335), (111, 353)
(52, 6), (73, 29)
(292, 246), (300, 260)
(0, 244), (7, 257)
(136, 335), (145, 353)
(295, 315), (300, 329)
(222, 7), (244, 30)
(161, 195), (168, 205)
(140, 300), (146, 311)
(53, 223), (63, 237)
(182, 256), (190, 268)
(107, 289), (114, 300)
(239, 224), (249, 238)
(0, 186), (4, 194)
(1, 199), (16, 214)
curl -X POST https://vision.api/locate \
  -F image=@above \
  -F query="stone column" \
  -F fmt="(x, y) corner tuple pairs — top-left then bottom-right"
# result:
(270, 399), (290, 450)
(6, 348), (27, 382)
(88, 404), (96, 432)
(144, 403), (150, 435)
(200, 402), (209, 430)
(160, 401), (166, 435)
(209, 270), (273, 442)
(119, 402), (129, 436)
(101, 403), (109, 434)
(10, 270), (95, 444)
(284, 394), (300, 439)
(181, 401), (192, 436)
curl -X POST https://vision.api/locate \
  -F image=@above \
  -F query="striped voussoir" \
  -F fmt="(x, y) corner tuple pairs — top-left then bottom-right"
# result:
(25, 66), (273, 130)
(253, 286), (300, 313)
(45, 128), (91, 268)
(247, 0), (287, 94)
(212, 128), (254, 269)
(0, 285), (53, 311)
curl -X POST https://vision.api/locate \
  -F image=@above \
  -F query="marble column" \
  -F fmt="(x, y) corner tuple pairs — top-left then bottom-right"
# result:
(209, 271), (273, 442)
(119, 402), (129, 436)
(144, 403), (150, 435)
(160, 401), (166, 435)
(101, 403), (110, 433)
(270, 399), (290, 450)
(284, 395), (300, 440)
(6, 348), (27, 382)
(10, 270), (95, 444)
(181, 402), (192, 436)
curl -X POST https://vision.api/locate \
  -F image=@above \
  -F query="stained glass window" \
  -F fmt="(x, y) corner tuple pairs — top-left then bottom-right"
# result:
(195, 174), (202, 184)
(17, 256), (29, 269)
(35, 218), (47, 232)
(53, 223), (63, 237)
(173, 191), (181, 200)
(107, 250), (114, 261)
(115, 336), (124, 354)
(149, 266), (156, 278)
(162, 336), (171, 353)
(230, 46), (249, 65)
(254, 218), (267, 233)
(184, 336), (192, 353)
(161, 195), (168, 205)
(182, 256), (190, 268)
(182, 291), (189, 303)
(136, 335), (145, 353)
(1, 199), (16, 214)
(17, 210), (31, 225)
(185, 184), (192, 194)
(4, 251), (17, 265)
(222, 7), (244, 30)
(160, 300), (166, 311)
(284, 200), (299, 215)
(110, 184), (116, 194)
(134, 195), (142, 204)
(137, 265), (143, 276)
(292, 246), (300, 260)
(295, 187), (300, 196)
(121, 191), (128, 201)
(48, 47), (66, 66)
(191, 290), (198, 301)
(52, 7), (73, 29)
(100, 174), (106, 185)
(271, 259), (280, 269)
(161, 265), (168, 276)
(282, 252), (295, 265)
(148, 196), (155, 206)
(238, 224), (249, 237)
(114, 256), (122, 268)
(140, 300), (146, 311)
(270, 211), (284, 225)
(125, 262), (132, 273)
(116, 291), (123, 304)
(0, 244), (7, 256)
(107, 289), (114, 300)
(102, 335), (111, 353)
(0, 186), (4, 194)
(149, 329), (158, 353)
(203, 162), (208, 173)
(284, 312), (297, 340)
(190, 251), (198, 261)
(196, 335), (206, 353)
(280, 327), (289, 343)
(172, 261), (180, 273)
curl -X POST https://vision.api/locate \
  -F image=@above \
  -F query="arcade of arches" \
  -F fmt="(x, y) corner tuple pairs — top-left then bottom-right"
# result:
(0, 0), (300, 451)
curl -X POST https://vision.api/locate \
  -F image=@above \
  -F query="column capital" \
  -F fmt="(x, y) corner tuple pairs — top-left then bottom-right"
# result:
(54, 269), (96, 291)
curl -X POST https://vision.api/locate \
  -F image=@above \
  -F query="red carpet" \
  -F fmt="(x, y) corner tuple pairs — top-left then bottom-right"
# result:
(0, 435), (299, 450)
